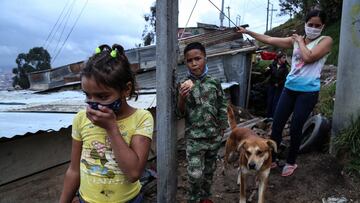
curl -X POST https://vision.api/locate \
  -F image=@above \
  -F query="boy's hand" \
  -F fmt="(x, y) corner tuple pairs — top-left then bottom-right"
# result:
(179, 79), (194, 98)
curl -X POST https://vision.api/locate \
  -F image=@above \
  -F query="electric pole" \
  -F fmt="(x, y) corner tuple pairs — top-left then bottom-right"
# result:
(226, 6), (231, 27)
(220, 0), (224, 27)
(236, 15), (241, 26)
(266, 0), (269, 32)
(269, 2), (277, 29)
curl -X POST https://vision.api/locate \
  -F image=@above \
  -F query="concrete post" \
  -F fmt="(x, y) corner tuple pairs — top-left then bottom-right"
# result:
(331, 0), (360, 153)
(220, 0), (224, 27)
(266, 0), (269, 32)
(156, 0), (178, 202)
(226, 6), (231, 27)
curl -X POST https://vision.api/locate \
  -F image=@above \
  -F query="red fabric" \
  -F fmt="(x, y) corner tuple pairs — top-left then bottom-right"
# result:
(260, 51), (277, 60)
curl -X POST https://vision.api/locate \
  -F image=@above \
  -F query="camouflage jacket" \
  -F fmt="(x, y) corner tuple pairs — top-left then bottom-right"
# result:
(177, 76), (228, 139)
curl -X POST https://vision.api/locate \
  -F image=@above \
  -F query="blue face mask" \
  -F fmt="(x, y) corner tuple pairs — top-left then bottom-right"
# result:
(86, 98), (122, 112)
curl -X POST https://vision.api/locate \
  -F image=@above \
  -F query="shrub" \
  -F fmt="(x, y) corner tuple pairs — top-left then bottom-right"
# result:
(333, 115), (360, 176)
(314, 83), (336, 118)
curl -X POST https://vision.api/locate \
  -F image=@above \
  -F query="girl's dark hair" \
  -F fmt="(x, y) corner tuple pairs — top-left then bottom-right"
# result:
(273, 51), (289, 66)
(81, 44), (137, 100)
(276, 51), (286, 60)
(184, 42), (206, 56)
(305, 9), (326, 24)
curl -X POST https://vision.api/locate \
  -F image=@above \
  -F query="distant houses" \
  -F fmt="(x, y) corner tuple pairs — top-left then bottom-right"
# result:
(0, 69), (13, 90)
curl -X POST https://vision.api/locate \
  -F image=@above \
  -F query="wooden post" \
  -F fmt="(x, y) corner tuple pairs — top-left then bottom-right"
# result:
(156, 0), (178, 202)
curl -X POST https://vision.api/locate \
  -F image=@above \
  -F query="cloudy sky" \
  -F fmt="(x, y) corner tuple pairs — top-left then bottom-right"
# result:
(0, 0), (289, 71)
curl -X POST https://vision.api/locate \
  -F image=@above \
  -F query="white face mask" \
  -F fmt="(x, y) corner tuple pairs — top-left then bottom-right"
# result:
(304, 25), (323, 40)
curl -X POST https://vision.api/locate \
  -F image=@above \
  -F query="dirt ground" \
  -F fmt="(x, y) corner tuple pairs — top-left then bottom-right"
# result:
(2, 138), (358, 203)
(172, 65), (360, 203)
(175, 147), (360, 203)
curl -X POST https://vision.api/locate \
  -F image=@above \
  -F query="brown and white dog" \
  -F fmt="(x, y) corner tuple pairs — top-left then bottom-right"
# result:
(224, 105), (277, 203)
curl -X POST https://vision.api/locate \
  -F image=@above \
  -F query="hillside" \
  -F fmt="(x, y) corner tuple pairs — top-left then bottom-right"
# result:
(264, 18), (341, 65)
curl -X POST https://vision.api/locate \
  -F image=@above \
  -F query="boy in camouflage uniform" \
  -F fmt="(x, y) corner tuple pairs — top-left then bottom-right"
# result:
(177, 42), (228, 203)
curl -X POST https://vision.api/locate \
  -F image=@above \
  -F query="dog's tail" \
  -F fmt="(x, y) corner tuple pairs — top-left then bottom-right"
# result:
(227, 104), (237, 129)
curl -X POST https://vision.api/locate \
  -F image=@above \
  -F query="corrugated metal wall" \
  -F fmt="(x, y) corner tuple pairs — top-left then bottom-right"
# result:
(134, 52), (251, 108)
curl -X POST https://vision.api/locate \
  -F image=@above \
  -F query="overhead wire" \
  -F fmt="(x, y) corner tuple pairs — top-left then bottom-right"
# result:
(42, 0), (71, 48)
(250, 19), (287, 30)
(207, 0), (239, 29)
(46, 0), (77, 51)
(207, 0), (255, 46)
(53, 0), (89, 63)
(241, 0), (248, 25)
(179, 0), (198, 39)
(52, 0), (77, 57)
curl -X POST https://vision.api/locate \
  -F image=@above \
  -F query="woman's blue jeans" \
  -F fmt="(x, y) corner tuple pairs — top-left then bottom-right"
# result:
(271, 88), (319, 164)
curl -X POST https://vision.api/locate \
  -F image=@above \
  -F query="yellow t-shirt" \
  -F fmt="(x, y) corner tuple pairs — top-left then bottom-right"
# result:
(72, 109), (154, 203)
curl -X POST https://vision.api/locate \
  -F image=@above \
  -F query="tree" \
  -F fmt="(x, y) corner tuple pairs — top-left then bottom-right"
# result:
(278, 0), (303, 19)
(142, 3), (156, 46)
(278, 0), (319, 19)
(318, 0), (342, 23)
(278, 0), (343, 23)
(12, 47), (51, 89)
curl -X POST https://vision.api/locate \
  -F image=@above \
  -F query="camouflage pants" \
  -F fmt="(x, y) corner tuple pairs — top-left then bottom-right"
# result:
(186, 136), (222, 203)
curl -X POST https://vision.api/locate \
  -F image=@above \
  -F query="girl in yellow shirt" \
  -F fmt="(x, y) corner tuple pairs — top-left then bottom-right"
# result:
(60, 44), (154, 203)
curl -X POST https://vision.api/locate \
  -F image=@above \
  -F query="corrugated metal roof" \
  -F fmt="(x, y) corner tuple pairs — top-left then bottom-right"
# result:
(0, 82), (236, 138)
(0, 90), (157, 112)
(0, 112), (74, 139)
(136, 56), (228, 89)
(127, 82), (237, 110)
(0, 90), (157, 138)
(0, 90), (85, 112)
(128, 93), (157, 109)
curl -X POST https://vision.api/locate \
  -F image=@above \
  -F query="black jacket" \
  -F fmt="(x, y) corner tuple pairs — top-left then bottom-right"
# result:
(265, 61), (289, 87)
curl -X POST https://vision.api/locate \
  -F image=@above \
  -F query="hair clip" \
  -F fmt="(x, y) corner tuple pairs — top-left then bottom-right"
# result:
(95, 47), (101, 54)
(110, 50), (117, 58)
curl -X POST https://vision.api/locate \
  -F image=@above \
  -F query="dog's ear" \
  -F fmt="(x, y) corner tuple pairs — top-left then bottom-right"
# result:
(267, 139), (277, 153)
(237, 140), (247, 151)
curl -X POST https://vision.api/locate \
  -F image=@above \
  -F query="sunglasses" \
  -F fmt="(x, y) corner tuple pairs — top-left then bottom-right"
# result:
(307, 23), (323, 28)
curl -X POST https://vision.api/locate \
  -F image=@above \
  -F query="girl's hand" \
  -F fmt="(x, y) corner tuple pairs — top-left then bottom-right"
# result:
(292, 34), (304, 43)
(236, 26), (248, 34)
(86, 106), (117, 131)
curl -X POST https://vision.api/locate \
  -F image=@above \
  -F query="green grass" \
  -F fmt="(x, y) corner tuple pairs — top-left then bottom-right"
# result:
(314, 83), (336, 118)
(253, 60), (273, 72)
(322, 20), (341, 65)
(333, 115), (360, 176)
